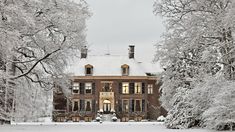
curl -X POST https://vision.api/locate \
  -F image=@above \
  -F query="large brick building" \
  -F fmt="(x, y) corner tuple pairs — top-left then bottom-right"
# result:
(53, 45), (166, 122)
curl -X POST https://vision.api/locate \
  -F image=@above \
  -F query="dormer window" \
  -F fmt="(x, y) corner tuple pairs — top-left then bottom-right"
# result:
(85, 64), (93, 75)
(121, 64), (129, 76)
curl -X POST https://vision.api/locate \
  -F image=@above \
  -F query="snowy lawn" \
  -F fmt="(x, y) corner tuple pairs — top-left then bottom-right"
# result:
(0, 122), (220, 132)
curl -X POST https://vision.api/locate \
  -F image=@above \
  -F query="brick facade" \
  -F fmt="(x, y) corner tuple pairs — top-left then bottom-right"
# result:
(53, 76), (166, 122)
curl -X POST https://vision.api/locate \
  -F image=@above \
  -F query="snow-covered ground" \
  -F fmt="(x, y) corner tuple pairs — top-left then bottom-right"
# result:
(0, 122), (218, 132)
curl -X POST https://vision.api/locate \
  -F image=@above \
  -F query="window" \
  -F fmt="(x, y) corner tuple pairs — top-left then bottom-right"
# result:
(85, 83), (92, 94)
(85, 64), (93, 75)
(86, 67), (92, 74)
(72, 82), (79, 94)
(122, 82), (129, 94)
(73, 100), (79, 112)
(135, 100), (142, 112)
(134, 82), (142, 94)
(104, 83), (110, 92)
(147, 84), (153, 94)
(85, 99), (92, 112)
(122, 99), (129, 112)
(102, 82), (112, 92)
(121, 64), (129, 75)
(122, 67), (128, 75)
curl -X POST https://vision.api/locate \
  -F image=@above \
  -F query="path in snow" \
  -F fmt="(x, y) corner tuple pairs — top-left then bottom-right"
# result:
(0, 122), (219, 132)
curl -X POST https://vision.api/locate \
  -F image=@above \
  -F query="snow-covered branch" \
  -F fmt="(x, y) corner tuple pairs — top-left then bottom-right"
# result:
(0, 0), (90, 122)
(154, 0), (235, 130)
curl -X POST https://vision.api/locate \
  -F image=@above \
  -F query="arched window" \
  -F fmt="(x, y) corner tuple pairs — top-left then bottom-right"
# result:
(121, 64), (129, 76)
(85, 64), (93, 75)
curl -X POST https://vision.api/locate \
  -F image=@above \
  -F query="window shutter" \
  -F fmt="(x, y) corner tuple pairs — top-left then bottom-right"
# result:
(142, 99), (145, 112)
(142, 83), (145, 94)
(129, 83), (134, 94)
(129, 99), (132, 112)
(92, 100), (96, 112)
(80, 83), (85, 94)
(80, 99), (85, 111)
(118, 99), (122, 112)
(92, 83), (96, 94)
(69, 100), (72, 112)
(73, 101), (79, 111)
(131, 99), (135, 112)
(119, 83), (122, 94)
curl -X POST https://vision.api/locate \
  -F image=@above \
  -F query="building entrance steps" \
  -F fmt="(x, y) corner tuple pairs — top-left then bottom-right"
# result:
(102, 114), (112, 122)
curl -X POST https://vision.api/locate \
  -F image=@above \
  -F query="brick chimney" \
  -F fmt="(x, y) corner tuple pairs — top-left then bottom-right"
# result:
(129, 45), (135, 59)
(81, 46), (88, 59)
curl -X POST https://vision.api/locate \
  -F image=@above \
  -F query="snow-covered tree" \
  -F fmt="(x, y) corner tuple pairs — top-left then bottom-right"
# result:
(154, 0), (235, 130)
(0, 0), (90, 122)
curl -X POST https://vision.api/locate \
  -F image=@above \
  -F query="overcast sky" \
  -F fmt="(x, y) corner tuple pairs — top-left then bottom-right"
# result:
(84, 0), (165, 63)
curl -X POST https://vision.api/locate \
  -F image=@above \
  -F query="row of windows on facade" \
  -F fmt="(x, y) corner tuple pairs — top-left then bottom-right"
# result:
(85, 64), (130, 75)
(72, 99), (145, 113)
(72, 82), (154, 94)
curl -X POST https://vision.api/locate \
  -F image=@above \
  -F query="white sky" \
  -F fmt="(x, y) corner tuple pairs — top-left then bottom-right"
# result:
(84, 0), (165, 63)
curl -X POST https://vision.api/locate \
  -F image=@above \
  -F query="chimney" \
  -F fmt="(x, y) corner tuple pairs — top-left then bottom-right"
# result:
(128, 45), (135, 59)
(81, 46), (88, 59)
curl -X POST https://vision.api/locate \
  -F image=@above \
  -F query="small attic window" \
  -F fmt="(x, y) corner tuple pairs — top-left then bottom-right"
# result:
(85, 64), (93, 75)
(121, 64), (129, 76)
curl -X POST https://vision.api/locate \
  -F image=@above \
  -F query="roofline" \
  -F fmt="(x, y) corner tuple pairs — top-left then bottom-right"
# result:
(71, 76), (158, 80)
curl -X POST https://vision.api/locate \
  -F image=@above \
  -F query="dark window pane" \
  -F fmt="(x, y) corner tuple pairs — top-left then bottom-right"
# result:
(104, 83), (110, 92)
(80, 83), (85, 94)
(86, 101), (91, 111)
(119, 83), (122, 94)
(129, 83), (134, 94)
(135, 100), (141, 112)
(73, 90), (79, 93)
(142, 99), (145, 112)
(80, 100), (85, 111)
(86, 67), (91, 74)
(86, 89), (91, 94)
(118, 100), (122, 112)
(92, 83), (96, 94)
(73, 101), (78, 111)
(92, 100), (95, 112)
(130, 99), (134, 112)
(142, 83), (145, 94)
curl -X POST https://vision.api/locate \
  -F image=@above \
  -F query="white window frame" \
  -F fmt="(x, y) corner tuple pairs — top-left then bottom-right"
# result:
(72, 100), (79, 112)
(147, 84), (153, 94)
(85, 64), (93, 75)
(85, 99), (92, 112)
(134, 99), (142, 112)
(85, 83), (92, 94)
(121, 64), (129, 76)
(122, 82), (129, 94)
(122, 99), (129, 112)
(72, 82), (80, 94)
(134, 82), (142, 94)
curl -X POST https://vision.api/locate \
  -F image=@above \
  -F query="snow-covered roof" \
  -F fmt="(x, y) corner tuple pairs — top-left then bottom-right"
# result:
(66, 55), (162, 76)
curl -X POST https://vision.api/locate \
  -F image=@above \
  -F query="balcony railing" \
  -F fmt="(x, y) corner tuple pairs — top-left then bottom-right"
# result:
(100, 92), (114, 98)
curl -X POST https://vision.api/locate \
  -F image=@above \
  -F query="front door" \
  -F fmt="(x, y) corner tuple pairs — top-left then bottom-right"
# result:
(103, 101), (111, 114)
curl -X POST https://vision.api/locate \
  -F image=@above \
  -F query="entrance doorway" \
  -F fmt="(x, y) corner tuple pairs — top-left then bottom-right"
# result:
(103, 100), (111, 114)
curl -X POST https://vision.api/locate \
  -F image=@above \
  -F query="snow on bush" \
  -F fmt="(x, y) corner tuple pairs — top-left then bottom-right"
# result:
(96, 117), (101, 122)
(112, 116), (117, 122)
(202, 79), (235, 130)
(157, 116), (166, 122)
(154, 0), (235, 130)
